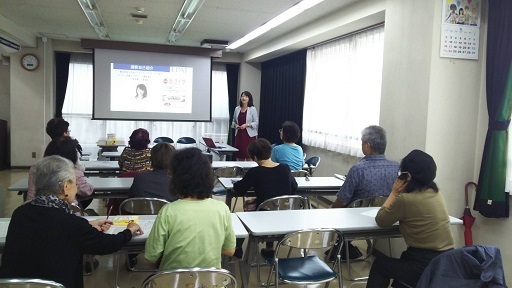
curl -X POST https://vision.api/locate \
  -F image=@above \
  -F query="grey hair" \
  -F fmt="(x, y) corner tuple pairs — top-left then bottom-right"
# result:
(33, 155), (75, 197)
(361, 125), (387, 154)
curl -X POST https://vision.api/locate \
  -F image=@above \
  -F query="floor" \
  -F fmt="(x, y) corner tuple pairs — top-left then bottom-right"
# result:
(0, 168), (373, 287)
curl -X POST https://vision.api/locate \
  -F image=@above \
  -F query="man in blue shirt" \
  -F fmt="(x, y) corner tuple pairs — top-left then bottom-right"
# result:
(331, 125), (399, 208)
(328, 125), (399, 260)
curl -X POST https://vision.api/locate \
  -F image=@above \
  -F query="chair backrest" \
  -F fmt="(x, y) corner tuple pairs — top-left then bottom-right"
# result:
(276, 228), (342, 252)
(69, 203), (84, 216)
(348, 197), (373, 208)
(291, 170), (310, 177)
(176, 137), (196, 144)
(305, 156), (321, 167)
(370, 196), (388, 207)
(141, 267), (237, 288)
(0, 278), (65, 288)
(119, 197), (170, 215)
(153, 137), (174, 144)
(214, 166), (245, 178)
(257, 195), (308, 211)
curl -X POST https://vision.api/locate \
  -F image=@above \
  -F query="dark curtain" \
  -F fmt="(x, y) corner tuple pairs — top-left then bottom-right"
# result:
(54, 52), (71, 118)
(226, 63), (240, 150)
(259, 50), (307, 145)
(474, 0), (512, 218)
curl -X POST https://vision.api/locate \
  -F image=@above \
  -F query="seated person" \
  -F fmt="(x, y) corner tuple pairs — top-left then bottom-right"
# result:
(0, 156), (142, 288)
(331, 125), (399, 208)
(234, 138), (298, 257)
(329, 125), (399, 260)
(367, 150), (454, 288)
(144, 148), (235, 269)
(271, 121), (305, 171)
(46, 117), (84, 168)
(119, 128), (152, 172)
(27, 136), (94, 209)
(129, 143), (178, 202)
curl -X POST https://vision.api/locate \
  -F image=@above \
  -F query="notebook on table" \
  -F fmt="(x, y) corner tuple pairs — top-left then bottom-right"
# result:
(202, 137), (225, 149)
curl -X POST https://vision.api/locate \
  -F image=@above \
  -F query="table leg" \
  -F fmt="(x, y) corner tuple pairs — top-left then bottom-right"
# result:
(240, 235), (258, 288)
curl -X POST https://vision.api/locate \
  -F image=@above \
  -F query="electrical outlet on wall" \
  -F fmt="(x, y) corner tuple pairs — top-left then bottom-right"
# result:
(32, 152), (36, 158)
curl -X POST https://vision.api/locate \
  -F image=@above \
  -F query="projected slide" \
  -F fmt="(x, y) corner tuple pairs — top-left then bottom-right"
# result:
(110, 63), (193, 113)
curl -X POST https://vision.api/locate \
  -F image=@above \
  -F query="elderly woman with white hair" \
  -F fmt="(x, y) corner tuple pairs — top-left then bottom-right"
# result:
(0, 155), (143, 288)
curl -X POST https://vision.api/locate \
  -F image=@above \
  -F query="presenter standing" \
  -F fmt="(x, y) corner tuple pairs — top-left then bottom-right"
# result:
(232, 91), (258, 161)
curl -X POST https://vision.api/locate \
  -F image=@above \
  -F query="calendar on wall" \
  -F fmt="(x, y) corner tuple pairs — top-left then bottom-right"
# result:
(440, 0), (481, 60)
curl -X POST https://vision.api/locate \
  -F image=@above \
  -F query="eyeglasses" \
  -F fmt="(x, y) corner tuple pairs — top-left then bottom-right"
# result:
(66, 130), (71, 133)
(279, 128), (283, 133)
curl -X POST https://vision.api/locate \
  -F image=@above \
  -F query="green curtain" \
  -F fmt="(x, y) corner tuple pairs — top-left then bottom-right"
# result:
(474, 0), (512, 218)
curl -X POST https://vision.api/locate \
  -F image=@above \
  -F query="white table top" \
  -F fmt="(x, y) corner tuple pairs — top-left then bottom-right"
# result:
(82, 160), (257, 171)
(8, 177), (134, 192)
(211, 161), (257, 169)
(0, 213), (248, 247)
(219, 176), (344, 190)
(236, 207), (463, 236)
(83, 161), (121, 171)
(101, 151), (122, 157)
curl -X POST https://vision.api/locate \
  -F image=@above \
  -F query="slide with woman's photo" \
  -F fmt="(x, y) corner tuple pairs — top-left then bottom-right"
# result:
(110, 63), (193, 113)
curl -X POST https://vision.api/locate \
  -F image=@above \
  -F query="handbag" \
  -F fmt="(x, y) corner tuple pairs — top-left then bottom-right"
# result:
(243, 198), (258, 212)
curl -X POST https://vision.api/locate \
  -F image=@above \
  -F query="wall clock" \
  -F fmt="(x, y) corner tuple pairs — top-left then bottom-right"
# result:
(20, 53), (40, 71)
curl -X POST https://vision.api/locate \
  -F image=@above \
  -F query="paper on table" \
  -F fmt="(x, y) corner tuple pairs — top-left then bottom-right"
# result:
(361, 208), (379, 218)
(105, 219), (154, 235)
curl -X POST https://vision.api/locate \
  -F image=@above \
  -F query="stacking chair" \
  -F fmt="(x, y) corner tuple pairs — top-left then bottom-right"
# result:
(304, 156), (321, 176)
(153, 136), (173, 144)
(342, 197), (386, 280)
(176, 136), (196, 149)
(257, 195), (308, 211)
(118, 198), (170, 272)
(370, 195), (388, 207)
(212, 166), (245, 211)
(265, 228), (343, 288)
(255, 195), (309, 285)
(141, 267), (237, 288)
(119, 197), (170, 215)
(0, 278), (65, 287)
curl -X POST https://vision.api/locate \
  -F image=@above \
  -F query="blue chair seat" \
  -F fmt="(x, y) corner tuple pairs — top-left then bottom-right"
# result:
(277, 256), (337, 282)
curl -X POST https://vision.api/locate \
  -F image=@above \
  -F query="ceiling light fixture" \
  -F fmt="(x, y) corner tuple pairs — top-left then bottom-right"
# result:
(227, 0), (325, 49)
(167, 0), (206, 43)
(76, 0), (110, 39)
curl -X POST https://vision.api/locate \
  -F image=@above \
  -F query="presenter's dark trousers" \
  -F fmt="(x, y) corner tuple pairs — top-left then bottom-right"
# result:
(366, 247), (448, 288)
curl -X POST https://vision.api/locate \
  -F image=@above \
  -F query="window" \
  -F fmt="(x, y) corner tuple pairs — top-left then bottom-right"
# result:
(62, 54), (229, 157)
(302, 25), (385, 157)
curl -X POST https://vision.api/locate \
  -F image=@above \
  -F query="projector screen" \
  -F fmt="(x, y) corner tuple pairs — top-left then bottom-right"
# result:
(93, 48), (212, 121)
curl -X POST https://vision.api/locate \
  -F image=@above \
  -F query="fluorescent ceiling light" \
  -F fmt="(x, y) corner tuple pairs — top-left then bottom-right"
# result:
(168, 0), (206, 43)
(227, 0), (325, 49)
(76, 0), (110, 39)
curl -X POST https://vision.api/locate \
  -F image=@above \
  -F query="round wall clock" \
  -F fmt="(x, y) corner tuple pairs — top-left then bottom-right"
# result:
(20, 53), (40, 71)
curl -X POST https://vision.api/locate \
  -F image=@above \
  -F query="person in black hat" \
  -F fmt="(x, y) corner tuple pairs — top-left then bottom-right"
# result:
(367, 150), (455, 288)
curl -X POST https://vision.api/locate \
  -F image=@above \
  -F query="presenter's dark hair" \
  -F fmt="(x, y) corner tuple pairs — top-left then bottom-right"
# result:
(170, 147), (214, 199)
(45, 118), (69, 140)
(281, 121), (301, 143)
(135, 84), (147, 98)
(248, 138), (272, 161)
(128, 128), (150, 150)
(239, 91), (254, 107)
(44, 136), (78, 164)
(151, 143), (175, 173)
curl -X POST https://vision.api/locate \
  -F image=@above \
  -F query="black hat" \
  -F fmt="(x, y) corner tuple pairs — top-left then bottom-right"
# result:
(401, 150), (436, 185)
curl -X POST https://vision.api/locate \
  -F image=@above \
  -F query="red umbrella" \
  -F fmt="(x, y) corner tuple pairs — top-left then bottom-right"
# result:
(461, 182), (477, 246)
